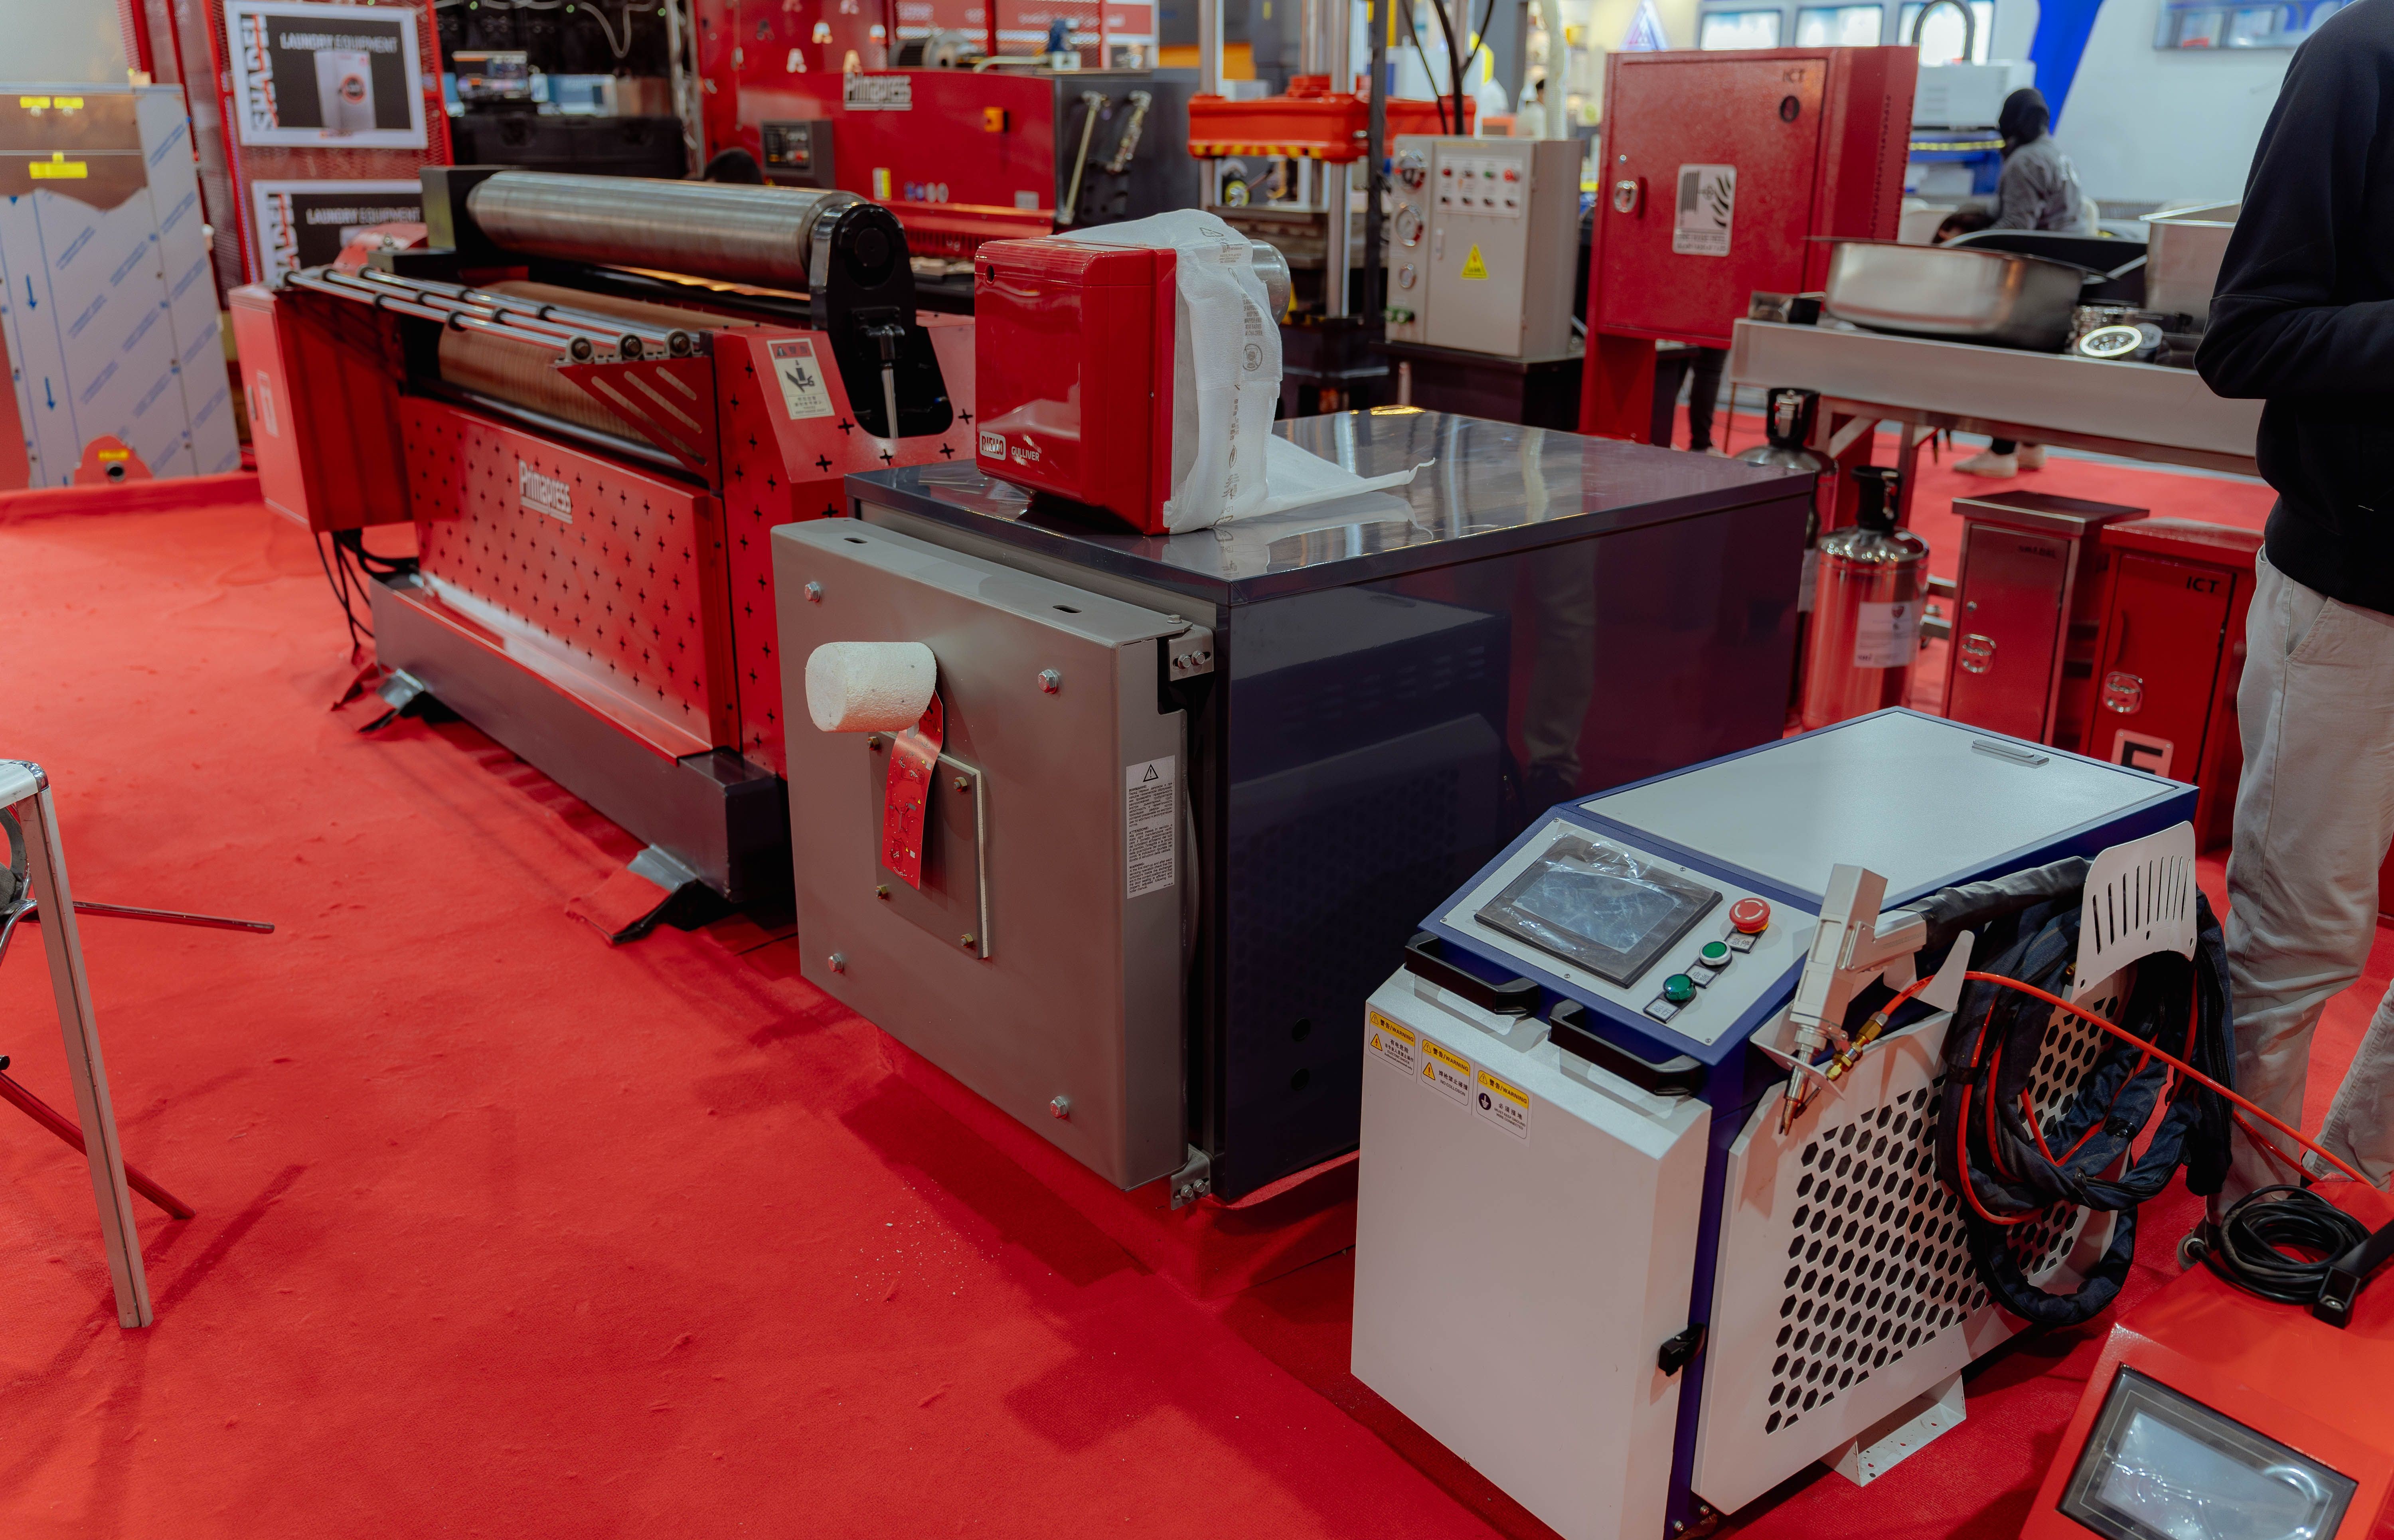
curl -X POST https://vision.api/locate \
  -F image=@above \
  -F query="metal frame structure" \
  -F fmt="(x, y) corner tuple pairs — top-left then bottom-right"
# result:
(0, 762), (152, 1329)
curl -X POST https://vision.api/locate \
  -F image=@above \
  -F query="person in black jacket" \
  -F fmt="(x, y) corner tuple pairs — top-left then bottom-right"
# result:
(2194, 0), (2394, 1206)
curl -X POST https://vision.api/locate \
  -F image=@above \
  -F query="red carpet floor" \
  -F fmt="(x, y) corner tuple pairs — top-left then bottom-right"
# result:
(0, 456), (2370, 1539)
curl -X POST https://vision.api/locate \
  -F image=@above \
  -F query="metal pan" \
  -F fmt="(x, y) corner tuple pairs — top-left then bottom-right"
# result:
(1820, 239), (2088, 351)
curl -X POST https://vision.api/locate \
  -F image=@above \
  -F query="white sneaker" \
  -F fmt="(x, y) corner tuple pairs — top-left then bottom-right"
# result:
(1955, 450), (2019, 478)
(2016, 444), (2048, 470)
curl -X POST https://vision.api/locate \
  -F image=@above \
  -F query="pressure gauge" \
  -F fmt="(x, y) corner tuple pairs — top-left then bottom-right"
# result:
(1393, 206), (1424, 248)
(1396, 149), (1428, 191)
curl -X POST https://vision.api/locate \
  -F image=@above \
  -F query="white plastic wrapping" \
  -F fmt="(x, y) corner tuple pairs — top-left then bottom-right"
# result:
(1057, 210), (1282, 531)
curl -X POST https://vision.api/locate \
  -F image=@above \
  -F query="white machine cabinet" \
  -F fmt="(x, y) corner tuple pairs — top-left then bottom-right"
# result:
(1353, 710), (2196, 1539)
(1385, 135), (1580, 359)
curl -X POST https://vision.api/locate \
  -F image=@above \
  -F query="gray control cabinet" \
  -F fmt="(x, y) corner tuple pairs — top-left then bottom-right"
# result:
(1386, 136), (1582, 359)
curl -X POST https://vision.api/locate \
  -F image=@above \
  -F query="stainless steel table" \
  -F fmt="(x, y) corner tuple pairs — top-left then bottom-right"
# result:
(1728, 319), (2265, 523)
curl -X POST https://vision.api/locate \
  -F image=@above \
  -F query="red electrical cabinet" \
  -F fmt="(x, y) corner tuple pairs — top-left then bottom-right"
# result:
(2084, 519), (2264, 850)
(1580, 46), (1915, 440)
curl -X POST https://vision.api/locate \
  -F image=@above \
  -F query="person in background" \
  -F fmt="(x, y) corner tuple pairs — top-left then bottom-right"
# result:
(1933, 207), (1994, 244)
(1651, 344), (1728, 454)
(2192, 0), (2394, 1212)
(1955, 87), (2090, 478)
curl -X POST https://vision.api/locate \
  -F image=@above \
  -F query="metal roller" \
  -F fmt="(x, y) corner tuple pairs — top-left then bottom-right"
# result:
(466, 172), (863, 286)
(435, 282), (729, 450)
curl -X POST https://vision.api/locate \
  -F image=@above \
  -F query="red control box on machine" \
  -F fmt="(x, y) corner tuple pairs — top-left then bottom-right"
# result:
(973, 238), (1177, 533)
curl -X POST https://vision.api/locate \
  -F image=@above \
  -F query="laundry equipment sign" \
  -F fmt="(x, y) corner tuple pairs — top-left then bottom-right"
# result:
(249, 180), (421, 284)
(225, 1), (429, 148)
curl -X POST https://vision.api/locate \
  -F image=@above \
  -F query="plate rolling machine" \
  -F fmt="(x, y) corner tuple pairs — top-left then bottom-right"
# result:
(235, 168), (973, 906)
(774, 409), (1813, 1202)
(1353, 709), (2217, 1538)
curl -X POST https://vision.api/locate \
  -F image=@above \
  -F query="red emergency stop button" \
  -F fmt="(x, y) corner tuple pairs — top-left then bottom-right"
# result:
(1503, 168), (1519, 181)
(1730, 897), (1771, 934)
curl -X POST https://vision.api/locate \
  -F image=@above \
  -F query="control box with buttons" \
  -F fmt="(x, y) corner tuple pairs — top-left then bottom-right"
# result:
(1384, 134), (1582, 359)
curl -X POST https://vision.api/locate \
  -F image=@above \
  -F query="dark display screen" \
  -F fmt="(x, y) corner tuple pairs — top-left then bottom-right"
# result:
(1476, 835), (1720, 987)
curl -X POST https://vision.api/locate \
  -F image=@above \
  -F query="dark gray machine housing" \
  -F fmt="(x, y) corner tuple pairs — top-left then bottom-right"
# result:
(810, 411), (1813, 1199)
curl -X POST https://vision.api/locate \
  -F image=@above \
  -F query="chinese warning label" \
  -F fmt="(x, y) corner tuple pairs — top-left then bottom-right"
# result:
(1124, 757), (1177, 899)
(770, 338), (834, 421)
(1474, 1066), (1532, 1141)
(1422, 1039), (1474, 1105)
(1366, 1008), (1418, 1075)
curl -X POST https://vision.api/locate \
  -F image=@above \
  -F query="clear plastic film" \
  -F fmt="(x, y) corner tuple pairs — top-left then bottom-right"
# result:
(1476, 835), (1720, 987)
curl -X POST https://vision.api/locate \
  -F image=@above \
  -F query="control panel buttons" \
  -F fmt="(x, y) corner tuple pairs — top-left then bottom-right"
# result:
(1730, 897), (1771, 934)
(1661, 973), (1696, 1005)
(1698, 941), (1730, 968)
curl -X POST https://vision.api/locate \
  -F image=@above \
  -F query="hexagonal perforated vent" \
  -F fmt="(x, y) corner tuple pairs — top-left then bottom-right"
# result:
(1756, 984), (2115, 1440)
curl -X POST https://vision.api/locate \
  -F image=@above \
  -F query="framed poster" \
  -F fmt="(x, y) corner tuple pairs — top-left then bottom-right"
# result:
(249, 178), (423, 282)
(224, 1), (429, 148)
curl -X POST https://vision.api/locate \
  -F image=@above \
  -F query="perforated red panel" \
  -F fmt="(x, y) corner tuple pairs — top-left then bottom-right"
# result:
(402, 399), (738, 752)
(711, 320), (977, 777)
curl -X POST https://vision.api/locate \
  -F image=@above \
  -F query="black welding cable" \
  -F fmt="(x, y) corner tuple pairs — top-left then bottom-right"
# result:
(2199, 1185), (2372, 1306)
(1426, 0), (1465, 135)
(1402, 0), (1449, 134)
(314, 531), (370, 652)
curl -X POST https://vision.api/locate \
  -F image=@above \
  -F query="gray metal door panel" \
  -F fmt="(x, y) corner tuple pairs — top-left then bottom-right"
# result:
(773, 520), (1191, 1189)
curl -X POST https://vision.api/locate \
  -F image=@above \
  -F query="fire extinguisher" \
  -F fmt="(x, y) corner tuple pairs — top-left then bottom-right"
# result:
(1799, 464), (1928, 731)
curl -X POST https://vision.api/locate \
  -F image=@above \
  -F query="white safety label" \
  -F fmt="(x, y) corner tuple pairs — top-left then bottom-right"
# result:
(1672, 164), (1736, 257)
(1422, 1039), (1474, 1105)
(1474, 1066), (1532, 1141)
(1366, 1008), (1418, 1076)
(1852, 599), (1923, 668)
(1124, 756), (1177, 898)
(843, 73), (913, 111)
(769, 339), (835, 421)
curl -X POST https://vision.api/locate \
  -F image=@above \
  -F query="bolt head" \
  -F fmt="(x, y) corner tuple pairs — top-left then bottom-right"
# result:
(827, 952), (846, 973)
(952, 776), (969, 791)
(875, 885), (889, 899)
(1049, 1095), (1071, 1119)
(804, 580), (823, 603)
(1038, 668), (1062, 693)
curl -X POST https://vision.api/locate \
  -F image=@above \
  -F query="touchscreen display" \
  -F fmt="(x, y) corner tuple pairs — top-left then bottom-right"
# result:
(1476, 835), (1720, 987)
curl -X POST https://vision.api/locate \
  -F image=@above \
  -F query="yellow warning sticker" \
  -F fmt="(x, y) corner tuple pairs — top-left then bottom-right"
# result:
(1459, 243), (1489, 280)
(1422, 1038), (1474, 1104)
(1366, 1008), (1418, 1076)
(31, 153), (85, 180)
(1474, 1066), (1532, 1141)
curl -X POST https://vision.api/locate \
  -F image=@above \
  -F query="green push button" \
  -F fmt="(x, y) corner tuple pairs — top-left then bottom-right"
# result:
(1662, 973), (1697, 1005)
(1700, 941), (1730, 967)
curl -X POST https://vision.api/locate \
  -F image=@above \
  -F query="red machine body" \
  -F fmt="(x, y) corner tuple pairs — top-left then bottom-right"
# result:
(973, 237), (1174, 530)
(2085, 518), (2262, 850)
(2023, 1187), (2394, 1540)
(1580, 46), (1916, 440)
(227, 283), (411, 533)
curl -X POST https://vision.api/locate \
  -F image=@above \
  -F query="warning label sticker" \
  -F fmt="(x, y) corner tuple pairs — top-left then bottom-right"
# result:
(1366, 1009), (1418, 1076)
(769, 338), (835, 421)
(1852, 598), (1922, 668)
(1459, 243), (1489, 280)
(1672, 164), (1736, 257)
(1474, 1066), (1532, 1141)
(1124, 757), (1177, 899)
(1422, 1039), (1474, 1105)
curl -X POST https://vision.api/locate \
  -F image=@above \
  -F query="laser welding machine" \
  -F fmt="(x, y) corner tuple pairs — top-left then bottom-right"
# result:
(1352, 708), (2198, 1538)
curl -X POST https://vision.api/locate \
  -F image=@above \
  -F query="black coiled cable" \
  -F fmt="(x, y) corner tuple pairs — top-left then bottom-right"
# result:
(2198, 1185), (2373, 1306)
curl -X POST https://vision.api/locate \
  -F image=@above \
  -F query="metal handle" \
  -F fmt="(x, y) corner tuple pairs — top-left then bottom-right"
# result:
(1547, 999), (1707, 1096)
(1907, 0), (1976, 61)
(1401, 931), (1540, 1016)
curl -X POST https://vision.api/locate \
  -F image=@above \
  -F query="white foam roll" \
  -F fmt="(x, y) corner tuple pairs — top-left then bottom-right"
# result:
(804, 641), (938, 733)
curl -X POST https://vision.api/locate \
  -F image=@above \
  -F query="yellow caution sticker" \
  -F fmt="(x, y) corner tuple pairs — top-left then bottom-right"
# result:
(18, 96), (50, 110)
(31, 153), (86, 180)
(1422, 1038), (1474, 1104)
(1459, 243), (1489, 280)
(1366, 1008), (1418, 1075)
(1474, 1066), (1532, 1141)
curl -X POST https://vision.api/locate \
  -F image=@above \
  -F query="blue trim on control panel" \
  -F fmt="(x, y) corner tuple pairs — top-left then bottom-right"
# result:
(1418, 799), (1822, 1074)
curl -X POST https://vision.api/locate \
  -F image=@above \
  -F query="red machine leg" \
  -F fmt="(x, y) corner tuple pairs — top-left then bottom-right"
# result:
(1581, 332), (1658, 442)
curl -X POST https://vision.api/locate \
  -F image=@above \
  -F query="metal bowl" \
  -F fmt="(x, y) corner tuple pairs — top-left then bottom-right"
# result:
(1821, 240), (2089, 351)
